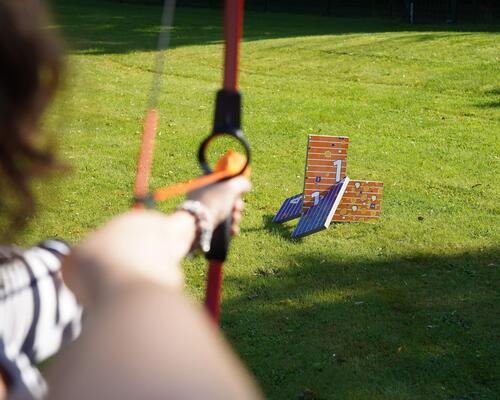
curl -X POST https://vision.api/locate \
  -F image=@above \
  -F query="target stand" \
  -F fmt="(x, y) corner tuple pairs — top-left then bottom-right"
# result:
(273, 135), (384, 238)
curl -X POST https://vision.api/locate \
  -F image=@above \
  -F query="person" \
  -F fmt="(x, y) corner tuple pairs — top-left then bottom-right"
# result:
(0, 1), (261, 399)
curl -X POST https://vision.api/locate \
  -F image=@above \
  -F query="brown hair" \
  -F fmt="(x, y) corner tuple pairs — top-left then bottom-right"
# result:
(0, 0), (63, 234)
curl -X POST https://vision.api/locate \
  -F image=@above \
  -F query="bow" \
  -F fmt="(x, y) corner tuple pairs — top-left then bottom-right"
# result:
(132, 0), (249, 324)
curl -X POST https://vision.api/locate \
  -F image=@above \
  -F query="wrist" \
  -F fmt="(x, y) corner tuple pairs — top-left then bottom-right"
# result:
(176, 200), (215, 254)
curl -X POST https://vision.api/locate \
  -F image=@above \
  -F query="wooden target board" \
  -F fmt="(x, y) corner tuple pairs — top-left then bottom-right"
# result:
(272, 134), (384, 236)
(303, 135), (349, 212)
(333, 180), (384, 222)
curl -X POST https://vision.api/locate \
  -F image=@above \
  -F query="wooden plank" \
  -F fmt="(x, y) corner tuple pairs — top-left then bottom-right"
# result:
(332, 180), (384, 222)
(302, 135), (350, 213)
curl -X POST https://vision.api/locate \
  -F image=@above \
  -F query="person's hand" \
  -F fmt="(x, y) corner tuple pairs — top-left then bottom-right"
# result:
(63, 176), (251, 308)
(188, 176), (251, 235)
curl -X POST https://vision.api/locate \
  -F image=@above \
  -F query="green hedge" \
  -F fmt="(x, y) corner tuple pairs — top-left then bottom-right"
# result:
(116, 0), (499, 23)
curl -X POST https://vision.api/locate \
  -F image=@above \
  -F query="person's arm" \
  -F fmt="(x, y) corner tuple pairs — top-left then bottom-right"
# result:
(61, 209), (196, 308)
(0, 373), (7, 400)
(49, 177), (262, 399)
(47, 278), (262, 400)
(62, 176), (249, 305)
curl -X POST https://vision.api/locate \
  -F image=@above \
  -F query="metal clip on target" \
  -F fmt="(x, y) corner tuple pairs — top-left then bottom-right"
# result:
(132, 0), (250, 324)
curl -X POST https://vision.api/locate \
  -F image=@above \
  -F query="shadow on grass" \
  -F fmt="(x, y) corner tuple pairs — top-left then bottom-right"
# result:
(52, 0), (500, 56)
(475, 87), (500, 109)
(220, 247), (500, 399)
(259, 215), (303, 243)
(476, 100), (500, 108)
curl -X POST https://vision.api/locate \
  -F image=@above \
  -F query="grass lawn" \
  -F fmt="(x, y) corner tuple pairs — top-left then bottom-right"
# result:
(20, 0), (500, 398)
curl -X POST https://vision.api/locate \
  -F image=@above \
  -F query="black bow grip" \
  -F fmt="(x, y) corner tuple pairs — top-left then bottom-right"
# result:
(199, 89), (250, 262)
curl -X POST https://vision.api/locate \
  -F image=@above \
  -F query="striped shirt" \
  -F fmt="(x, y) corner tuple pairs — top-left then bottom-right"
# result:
(0, 240), (82, 400)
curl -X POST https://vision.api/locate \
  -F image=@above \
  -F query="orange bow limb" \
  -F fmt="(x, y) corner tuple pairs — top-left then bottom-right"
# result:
(154, 149), (250, 202)
(214, 149), (251, 177)
(133, 109), (159, 209)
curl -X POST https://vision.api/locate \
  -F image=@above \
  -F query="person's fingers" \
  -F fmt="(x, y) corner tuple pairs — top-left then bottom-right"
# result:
(231, 225), (240, 236)
(231, 199), (244, 232)
(232, 210), (241, 226)
(230, 184), (247, 234)
(231, 199), (244, 219)
(231, 212), (241, 236)
(226, 176), (251, 198)
(187, 176), (251, 227)
(233, 198), (245, 213)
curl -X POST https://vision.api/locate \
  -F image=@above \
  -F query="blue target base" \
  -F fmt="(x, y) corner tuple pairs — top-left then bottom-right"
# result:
(272, 193), (303, 223)
(292, 178), (350, 238)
